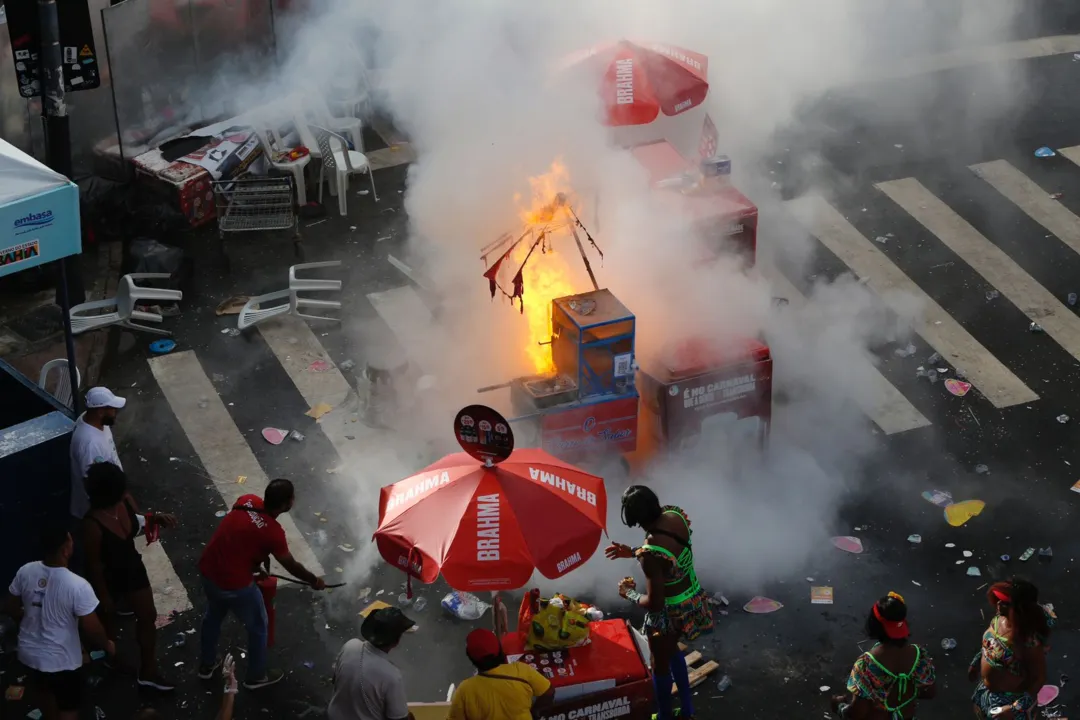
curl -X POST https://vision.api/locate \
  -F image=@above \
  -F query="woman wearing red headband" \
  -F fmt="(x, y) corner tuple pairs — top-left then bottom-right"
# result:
(831, 592), (936, 719)
(969, 578), (1055, 719)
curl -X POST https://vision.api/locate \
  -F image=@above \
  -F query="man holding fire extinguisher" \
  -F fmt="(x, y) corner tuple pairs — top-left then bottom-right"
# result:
(197, 479), (326, 690)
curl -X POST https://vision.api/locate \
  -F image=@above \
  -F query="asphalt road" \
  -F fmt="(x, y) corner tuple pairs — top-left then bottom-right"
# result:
(5, 34), (1080, 720)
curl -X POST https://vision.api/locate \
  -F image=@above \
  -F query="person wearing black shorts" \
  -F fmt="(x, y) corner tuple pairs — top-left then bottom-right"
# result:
(83, 462), (178, 691)
(5, 526), (114, 720)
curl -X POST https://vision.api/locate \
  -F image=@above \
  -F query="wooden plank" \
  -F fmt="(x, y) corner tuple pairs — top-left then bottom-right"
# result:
(672, 660), (719, 694)
(682, 651), (702, 667)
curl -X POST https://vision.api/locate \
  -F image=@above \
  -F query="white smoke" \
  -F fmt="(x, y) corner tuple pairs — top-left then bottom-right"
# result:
(211, 0), (1037, 601)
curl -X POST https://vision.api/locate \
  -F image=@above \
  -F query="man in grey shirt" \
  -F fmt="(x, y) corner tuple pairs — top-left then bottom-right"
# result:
(329, 607), (416, 720)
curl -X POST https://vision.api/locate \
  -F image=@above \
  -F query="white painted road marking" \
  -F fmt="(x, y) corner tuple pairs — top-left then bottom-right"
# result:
(970, 160), (1080, 257)
(367, 286), (436, 374)
(785, 194), (1038, 408)
(148, 351), (324, 578)
(136, 541), (192, 617)
(878, 178), (1080, 366)
(1059, 145), (1080, 168)
(761, 264), (931, 435)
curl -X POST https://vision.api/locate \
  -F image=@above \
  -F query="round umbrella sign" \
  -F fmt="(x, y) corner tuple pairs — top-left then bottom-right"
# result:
(455, 404), (514, 465)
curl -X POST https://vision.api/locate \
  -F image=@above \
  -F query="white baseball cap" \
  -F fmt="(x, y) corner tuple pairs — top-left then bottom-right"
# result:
(85, 387), (126, 409)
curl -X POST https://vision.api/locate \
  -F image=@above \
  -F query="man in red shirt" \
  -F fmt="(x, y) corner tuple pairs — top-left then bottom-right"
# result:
(197, 479), (325, 689)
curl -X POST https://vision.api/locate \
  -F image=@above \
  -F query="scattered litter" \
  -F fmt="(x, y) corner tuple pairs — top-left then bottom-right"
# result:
(743, 596), (783, 614)
(1052, 193), (1065, 201)
(350, 226), (357, 231)
(236, 475), (246, 484)
(27, 710), (42, 720)
(1034, 147), (1057, 158)
(941, 638), (957, 651)
(874, 236), (888, 244)
(335, 567), (344, 573)
(908, 534), (922, 544)
(90, 650), (106, 661)
(1038, 684), (1060, 706)
(894, 343), (917, 358)
(1060, 673), (1070, 687)
(340, 359), (356, 371)
(303, 661), (315, 669)
(975, 464), (990, 475)
(215, 510), (226, 518)
(819, 685), (831, 692)
(923, 490), (954, 507)
(1057, 414), (1070, 424)
(262, 428), (288, 445)
(831, 536), (864, 554)
(911, 581), (922, 587)
(308, 360), (333, 373)
(358, 587), (372, 601)
(985, 290), (1000, 301)
(717, 675), (732, 692)
(811, 587), (834, 604)
(338, 544), (354, 552)
(1020, 547), (1036, 561)
(149, 339), (176, 355)
(357, 190), (369, 196)
(376, 236), (392, 242)
(216, 296), (250, 315)
(945, 543), (956, 548)
(1031, 322), (1045, 333)
(289, 430), (305, 442)
(174, 661), (184, 667)
(306, 403), (333, 419)
(1071, 479), (1080, 494)
(6, 686), (25, 700)
(956, 560), (966, 565)
(413, 597), (428, 612)
(708, 593), (730, 606)
(1001, 555), (1010, 562)
(221, 328), (241, 337)
(376, 589), (385, 596)
(967, 566), (982, 577)
(442, 591), (491, 620)
(963, 550), (973, 558)
(945, 379), (972, 397)
(945, 500), (985, 527)
(1069, 291), (1078, 306)
(306, 218), (328, 228)
(312, 530), (328, 546)
(1039, 547), (1053, 559)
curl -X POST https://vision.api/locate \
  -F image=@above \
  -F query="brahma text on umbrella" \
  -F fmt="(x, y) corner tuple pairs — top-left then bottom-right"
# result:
(386, 470), (451, 512)
(477, 494), (500, 561)
(615, 58), (634, 105)
(528, 468), (598, 506)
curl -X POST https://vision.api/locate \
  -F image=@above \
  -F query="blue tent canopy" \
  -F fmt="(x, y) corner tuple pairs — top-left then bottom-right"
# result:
(0, 138), (81, 278)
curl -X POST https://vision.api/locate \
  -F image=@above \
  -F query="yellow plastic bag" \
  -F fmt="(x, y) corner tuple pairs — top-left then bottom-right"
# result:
(525, 593), (591, 651)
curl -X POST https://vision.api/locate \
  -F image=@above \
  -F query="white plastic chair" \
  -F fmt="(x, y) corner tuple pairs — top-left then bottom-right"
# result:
(250, 121), (311, 207)
(312, 126), (378, 216)
(303, 94), (364, 153)
(38, 358), (81, 408)
(70, 274), (183, 336)
(237, 261), (343, 329)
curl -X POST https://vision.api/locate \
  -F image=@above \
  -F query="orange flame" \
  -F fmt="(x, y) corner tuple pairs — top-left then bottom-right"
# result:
(513, 159), (578, 374)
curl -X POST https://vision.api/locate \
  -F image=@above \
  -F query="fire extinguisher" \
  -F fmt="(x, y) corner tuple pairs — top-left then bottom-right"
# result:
(256, 576), (278, 648)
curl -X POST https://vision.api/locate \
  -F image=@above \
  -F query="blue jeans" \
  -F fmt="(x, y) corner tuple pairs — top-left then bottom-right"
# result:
(199, 575), (268, 682)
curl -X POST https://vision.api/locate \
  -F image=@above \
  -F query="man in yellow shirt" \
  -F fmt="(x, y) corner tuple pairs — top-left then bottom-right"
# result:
(449, 629), (554, 720)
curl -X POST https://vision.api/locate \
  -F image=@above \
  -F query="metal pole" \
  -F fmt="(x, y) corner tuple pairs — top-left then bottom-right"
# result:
(39, 0), (83, 414)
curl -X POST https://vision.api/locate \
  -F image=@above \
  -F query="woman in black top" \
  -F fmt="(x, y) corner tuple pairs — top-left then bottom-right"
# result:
(84, 461), (177, 692)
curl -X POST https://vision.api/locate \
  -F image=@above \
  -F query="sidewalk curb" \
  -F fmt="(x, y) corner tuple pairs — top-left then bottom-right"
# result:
(83, 241), (123, 388)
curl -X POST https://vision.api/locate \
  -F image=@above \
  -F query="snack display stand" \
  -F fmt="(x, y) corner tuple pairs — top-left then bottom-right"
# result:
(502, 619), (655, 720)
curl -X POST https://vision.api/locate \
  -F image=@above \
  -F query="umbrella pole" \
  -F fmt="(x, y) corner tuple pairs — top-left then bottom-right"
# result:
(57, 258), (82, 415)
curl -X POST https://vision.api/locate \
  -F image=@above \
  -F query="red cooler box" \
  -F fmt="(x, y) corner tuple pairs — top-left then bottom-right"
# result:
(638, 336), (772, 451)
(501, 619), (654, 720)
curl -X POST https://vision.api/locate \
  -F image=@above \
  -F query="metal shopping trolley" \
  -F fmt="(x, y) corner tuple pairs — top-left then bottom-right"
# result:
(211, 176), (302, 271)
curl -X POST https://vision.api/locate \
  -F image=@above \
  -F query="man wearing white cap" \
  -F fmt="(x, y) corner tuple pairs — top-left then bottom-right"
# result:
(69, 387), (126, 522)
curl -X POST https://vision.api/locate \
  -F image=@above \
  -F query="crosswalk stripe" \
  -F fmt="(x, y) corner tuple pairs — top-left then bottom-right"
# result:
(147, 351), (324, 579)
(784, 194), (1038, 408)
(1059, 146), (1080, 167)
(760, 264), (932, 435)
(366, 286), (436, 374)
(136, 541), (192, 617)
(877, 178), (1080, 366)
(970, 160), (1080, 257)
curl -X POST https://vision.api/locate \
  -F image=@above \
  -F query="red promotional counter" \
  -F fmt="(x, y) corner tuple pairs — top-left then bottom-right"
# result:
(502, 619), (655, 720)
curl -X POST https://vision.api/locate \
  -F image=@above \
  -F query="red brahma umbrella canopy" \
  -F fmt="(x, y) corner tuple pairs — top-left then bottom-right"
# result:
(563, 40), (709, 126)
(374, 448), (607, 592)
